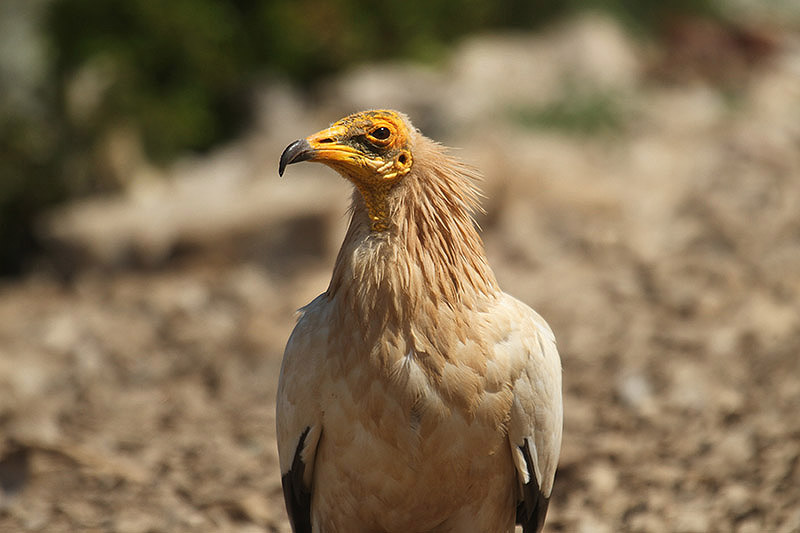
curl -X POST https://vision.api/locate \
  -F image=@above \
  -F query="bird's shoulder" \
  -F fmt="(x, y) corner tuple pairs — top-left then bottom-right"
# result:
(284, 293), (333, 358)
(493, 292), (561, 447)
(478, 293), (558, 376)
(277, 295), (330, 409)
(276, 294), (330, 471)
(488, 294), (561, 533)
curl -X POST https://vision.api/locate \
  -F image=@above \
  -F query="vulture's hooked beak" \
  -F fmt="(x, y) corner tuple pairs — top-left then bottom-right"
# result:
(279, 124), (360, 177)
(278, 139), (314, 176)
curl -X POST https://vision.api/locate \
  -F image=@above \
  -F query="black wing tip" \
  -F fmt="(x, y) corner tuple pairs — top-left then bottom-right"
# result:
(516, 491), (550, 533)
(516, 439), (553, 533)
(282, 427), (313, 533)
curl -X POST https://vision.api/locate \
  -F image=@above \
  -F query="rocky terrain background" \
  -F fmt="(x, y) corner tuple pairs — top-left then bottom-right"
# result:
(1, 13), (799, 533)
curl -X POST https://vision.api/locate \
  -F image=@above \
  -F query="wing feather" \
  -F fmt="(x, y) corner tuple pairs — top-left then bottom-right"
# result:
(282, 427), (313, 533)
(276, 296), (328, 532)
(501, 297), (563, 533)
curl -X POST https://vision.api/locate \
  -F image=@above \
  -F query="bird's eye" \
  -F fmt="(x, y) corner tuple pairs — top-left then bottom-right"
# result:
(369, 127), (391, 141)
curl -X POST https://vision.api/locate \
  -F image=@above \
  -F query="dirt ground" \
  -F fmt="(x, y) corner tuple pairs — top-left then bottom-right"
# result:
(1, 14), (799, 533)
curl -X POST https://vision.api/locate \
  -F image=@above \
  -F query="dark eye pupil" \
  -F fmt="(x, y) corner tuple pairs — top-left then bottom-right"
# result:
(371, 127), (390, 140)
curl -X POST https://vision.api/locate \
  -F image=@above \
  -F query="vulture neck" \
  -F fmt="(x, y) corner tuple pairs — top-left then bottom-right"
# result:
(327, 139), (500, 327)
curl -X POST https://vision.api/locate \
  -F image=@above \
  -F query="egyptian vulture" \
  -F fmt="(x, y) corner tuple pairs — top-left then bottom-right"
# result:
(277, 110), (562, 533)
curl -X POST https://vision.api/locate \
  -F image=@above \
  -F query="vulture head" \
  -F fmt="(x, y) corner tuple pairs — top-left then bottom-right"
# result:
(279, 110), (418, 231)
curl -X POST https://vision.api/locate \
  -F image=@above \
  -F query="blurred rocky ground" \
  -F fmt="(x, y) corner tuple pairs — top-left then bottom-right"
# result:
(2, 12), (800, 533)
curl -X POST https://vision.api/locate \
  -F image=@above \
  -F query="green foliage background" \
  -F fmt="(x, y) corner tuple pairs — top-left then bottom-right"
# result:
(1, 0), (720, 275)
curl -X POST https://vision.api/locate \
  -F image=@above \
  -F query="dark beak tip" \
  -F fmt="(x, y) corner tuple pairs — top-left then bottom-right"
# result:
(279, 139), (314, 177)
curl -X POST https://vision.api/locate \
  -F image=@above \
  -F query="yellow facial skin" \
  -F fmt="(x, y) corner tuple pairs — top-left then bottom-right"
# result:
(279, 110), (414, 231)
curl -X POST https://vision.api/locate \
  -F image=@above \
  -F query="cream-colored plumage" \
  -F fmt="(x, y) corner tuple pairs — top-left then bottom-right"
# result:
(277, 110), (562, 533)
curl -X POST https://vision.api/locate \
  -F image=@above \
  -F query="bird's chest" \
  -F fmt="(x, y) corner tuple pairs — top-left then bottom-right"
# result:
(312, 339), (514, 530)
(322, 330), (511, 450)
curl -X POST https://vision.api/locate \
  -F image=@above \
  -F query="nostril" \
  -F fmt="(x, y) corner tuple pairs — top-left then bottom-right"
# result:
(318, 138), (334, 144)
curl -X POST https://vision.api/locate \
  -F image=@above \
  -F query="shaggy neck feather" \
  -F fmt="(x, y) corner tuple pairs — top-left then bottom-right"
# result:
(327, 137), (499, 330)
